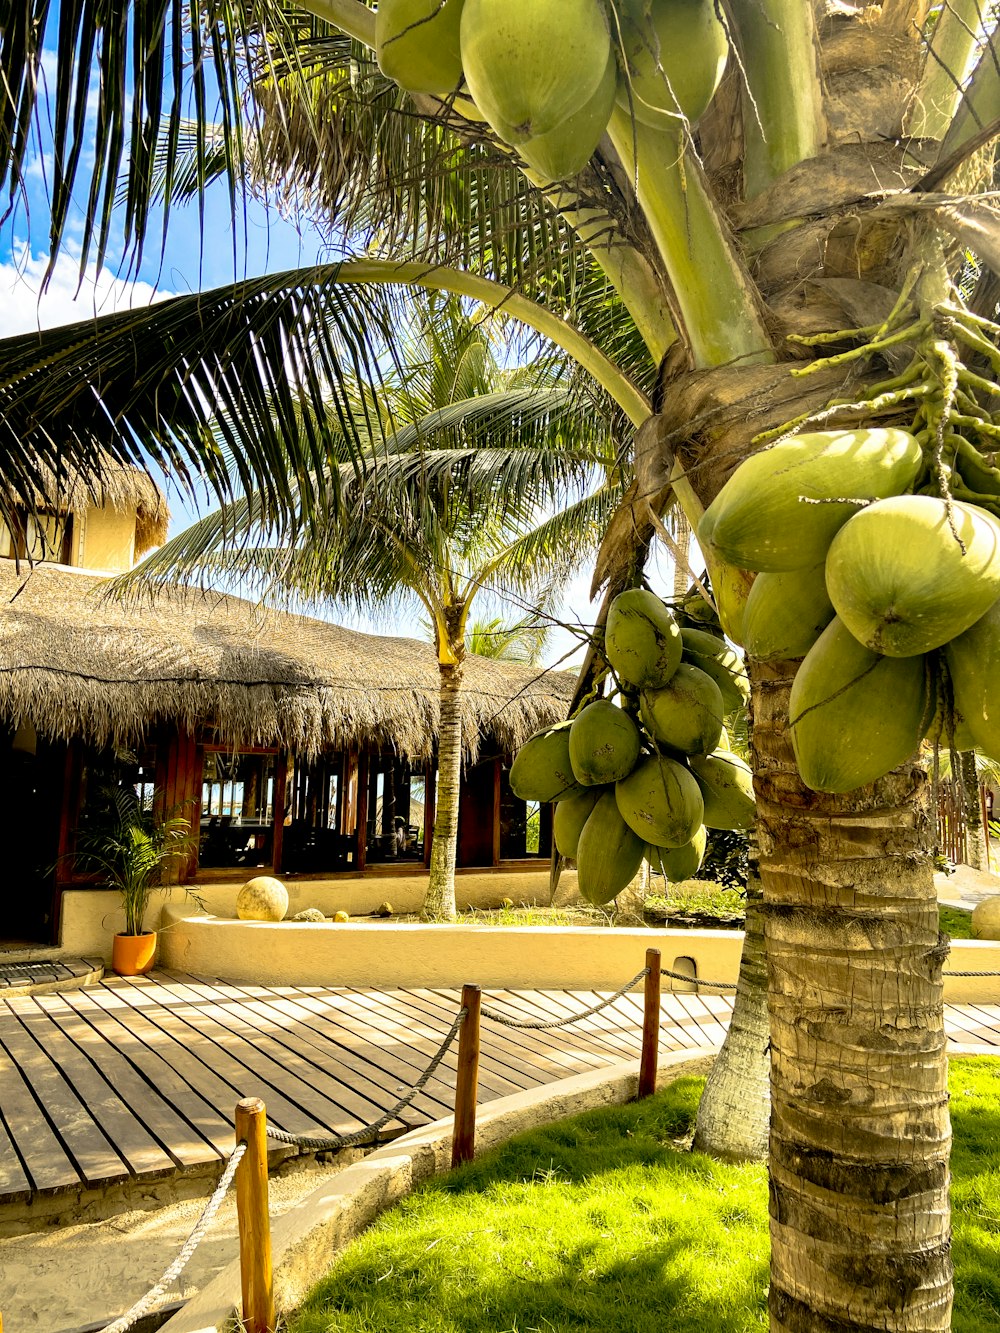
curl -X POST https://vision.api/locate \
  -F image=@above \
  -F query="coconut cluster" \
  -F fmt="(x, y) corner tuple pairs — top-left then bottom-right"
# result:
(698, 428), (1000, 793)
(509, 588), (754, 907)
(375, 0), (730, 182)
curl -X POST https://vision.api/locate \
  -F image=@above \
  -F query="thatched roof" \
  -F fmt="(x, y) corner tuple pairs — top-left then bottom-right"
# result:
(0, 563), (574, 759)
(19, 459), (169, 557)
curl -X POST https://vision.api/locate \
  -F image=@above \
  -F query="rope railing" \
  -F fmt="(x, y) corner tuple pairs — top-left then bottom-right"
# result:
(661, 967), (738, 991)
(98, 1141), (247, 1333)
(264, 1004), (469, 1152)
(480, 966), (651, 1029)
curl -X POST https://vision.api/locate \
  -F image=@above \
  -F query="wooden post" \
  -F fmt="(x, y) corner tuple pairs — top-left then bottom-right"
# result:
(638, 948), (662, 1099)
(451, 985), (481, 1168)
(235, 1098), (274, 1333)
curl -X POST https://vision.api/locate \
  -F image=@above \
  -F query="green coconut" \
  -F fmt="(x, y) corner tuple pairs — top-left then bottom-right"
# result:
(788, 617), (933, 793)
(568, 698), (642, 786)
(640, 664), (725, 757)
(508, 720), (583, 802)
(553, 786), (605, 859)
(697, 428), (923, 573)
(742, 562), (835, 662)
(376, 0), (466, 95)
(645, 825), (707, 881)
(519, 49), (616, 181)
(605, 587), (683, 690)
(680, 627), (749, 712)
(825, 495), (1000, 657)
(688, 751), (756, 831)
(615, 754), (705, 848)
(945, 596), (1000, 759)
(460, 0), (610, 143)
(616, 0), (729, 127)
(576, 790), (647, 905)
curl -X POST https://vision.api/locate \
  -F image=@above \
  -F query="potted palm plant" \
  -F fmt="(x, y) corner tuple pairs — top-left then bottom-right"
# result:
(75, 785), (193, 976)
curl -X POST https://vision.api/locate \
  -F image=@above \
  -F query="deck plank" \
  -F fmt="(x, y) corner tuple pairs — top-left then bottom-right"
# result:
(0, 1033), (81, 1194)
(2, 969), (997, 1211)
(0, 1010), (129, 1188)
(60, 988), (232, 1159)
(17, 998), (178, 1177)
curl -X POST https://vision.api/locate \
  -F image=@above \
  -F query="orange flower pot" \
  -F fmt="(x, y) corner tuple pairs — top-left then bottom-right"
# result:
(112, 931), (157, 976)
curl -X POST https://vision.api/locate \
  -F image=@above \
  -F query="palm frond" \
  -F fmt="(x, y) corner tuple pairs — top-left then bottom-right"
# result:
(0, 0), (300, 281)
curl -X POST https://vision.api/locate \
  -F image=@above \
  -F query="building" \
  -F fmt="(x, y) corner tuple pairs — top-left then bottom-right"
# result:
(0, 479), (572, 944)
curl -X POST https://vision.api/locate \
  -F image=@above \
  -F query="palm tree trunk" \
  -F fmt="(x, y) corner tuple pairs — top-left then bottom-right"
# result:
(754, 659), (952, 1333)
(960, 751), (987, 873)
(691, 875), (770, 1162)
(422, 662), (462, 921)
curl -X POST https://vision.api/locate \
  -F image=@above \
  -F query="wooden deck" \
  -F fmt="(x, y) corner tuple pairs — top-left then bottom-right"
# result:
(0, 971), (997, 1210)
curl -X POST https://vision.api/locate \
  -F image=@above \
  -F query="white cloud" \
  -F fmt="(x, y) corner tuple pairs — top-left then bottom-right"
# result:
(0, 248), (175, 338)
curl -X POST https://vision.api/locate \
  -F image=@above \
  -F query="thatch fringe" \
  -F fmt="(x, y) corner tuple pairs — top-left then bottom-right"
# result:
(0, 564), (573, 759)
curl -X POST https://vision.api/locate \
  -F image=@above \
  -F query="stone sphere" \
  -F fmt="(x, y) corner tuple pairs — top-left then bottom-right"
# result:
(333, 910), (350, 923)
(236, 876), (289, 922)
(972, 896), (1000, 940)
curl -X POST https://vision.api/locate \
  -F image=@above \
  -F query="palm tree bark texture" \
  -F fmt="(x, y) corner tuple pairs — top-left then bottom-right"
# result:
(753, 659), (951, 1332)
(423, 661), (463, 921)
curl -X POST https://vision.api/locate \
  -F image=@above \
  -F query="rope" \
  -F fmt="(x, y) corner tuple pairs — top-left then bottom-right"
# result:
(99, 1140), (247, 1333)
(480, 967), (651, 1029)
(942, 970), (1000, 977)
(266, 1005), (469, 1151)
(661, 967), (738, 991)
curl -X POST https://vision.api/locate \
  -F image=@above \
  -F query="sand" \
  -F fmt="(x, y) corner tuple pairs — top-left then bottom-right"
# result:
(0, 1161), (344, 1333)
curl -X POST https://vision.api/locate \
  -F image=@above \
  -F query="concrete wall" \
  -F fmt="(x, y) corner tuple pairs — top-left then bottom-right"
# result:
(156, 909), (744, 992)
(79, 503), (136, 571)
(59, 883), (1000, 1001)
(59, 870), (562, 959)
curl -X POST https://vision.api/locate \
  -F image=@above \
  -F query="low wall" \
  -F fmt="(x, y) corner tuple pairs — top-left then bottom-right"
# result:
(157, 907), (742, 992)
(59, 885), (1000, 1001)
(58, 869), (561, 963)
(159, 1049), (718, 1333)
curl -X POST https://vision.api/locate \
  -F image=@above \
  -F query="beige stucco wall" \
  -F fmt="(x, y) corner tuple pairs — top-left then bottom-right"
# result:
(59, 871), (563, 958)
(156, 909), (744, 992)
(58, 883), (1000, 1000)
(78, 503), (136, 571)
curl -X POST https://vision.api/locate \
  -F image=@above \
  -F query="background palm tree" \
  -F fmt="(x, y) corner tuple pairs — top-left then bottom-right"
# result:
(128, 293), (623, 919)
(3, 1), (999, 1326)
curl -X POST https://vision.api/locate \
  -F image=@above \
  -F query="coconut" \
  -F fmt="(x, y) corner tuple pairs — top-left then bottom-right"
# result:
(640, 664), (725, 756)
(508, 720), (583, 802)
(645, 825), (707, 881)
(688, 751), (756, 830)
(616, 0), (729, 127)
(697, 428), (923, 572)
(680, 627), (749, 711)
(460, 0), (610, 143)
(376, 0), (466, 95)
(553, 786), (605, 859)
(825, 495), (1000, 657)
(945, 595), (1000, 759)
(742, 562), (835, 662)
(615, 753), (704, 848)
(605, 587), (683, 690)
(568, 698), (642, 785)
(788, 617), (932, 793)
(576, 790), (647, 905)
(519, 50), (617, 181)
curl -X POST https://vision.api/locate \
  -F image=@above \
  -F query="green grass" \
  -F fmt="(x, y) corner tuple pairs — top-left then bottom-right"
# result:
(287, 1060), (1000, 1333)
(941, 904), (975, 939)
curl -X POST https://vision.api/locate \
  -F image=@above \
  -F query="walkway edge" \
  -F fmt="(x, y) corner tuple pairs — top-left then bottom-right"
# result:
(158, 1048), (719, 1333)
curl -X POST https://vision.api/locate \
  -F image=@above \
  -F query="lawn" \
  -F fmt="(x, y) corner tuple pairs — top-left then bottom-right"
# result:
(288, 1060), (1000, 1333)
